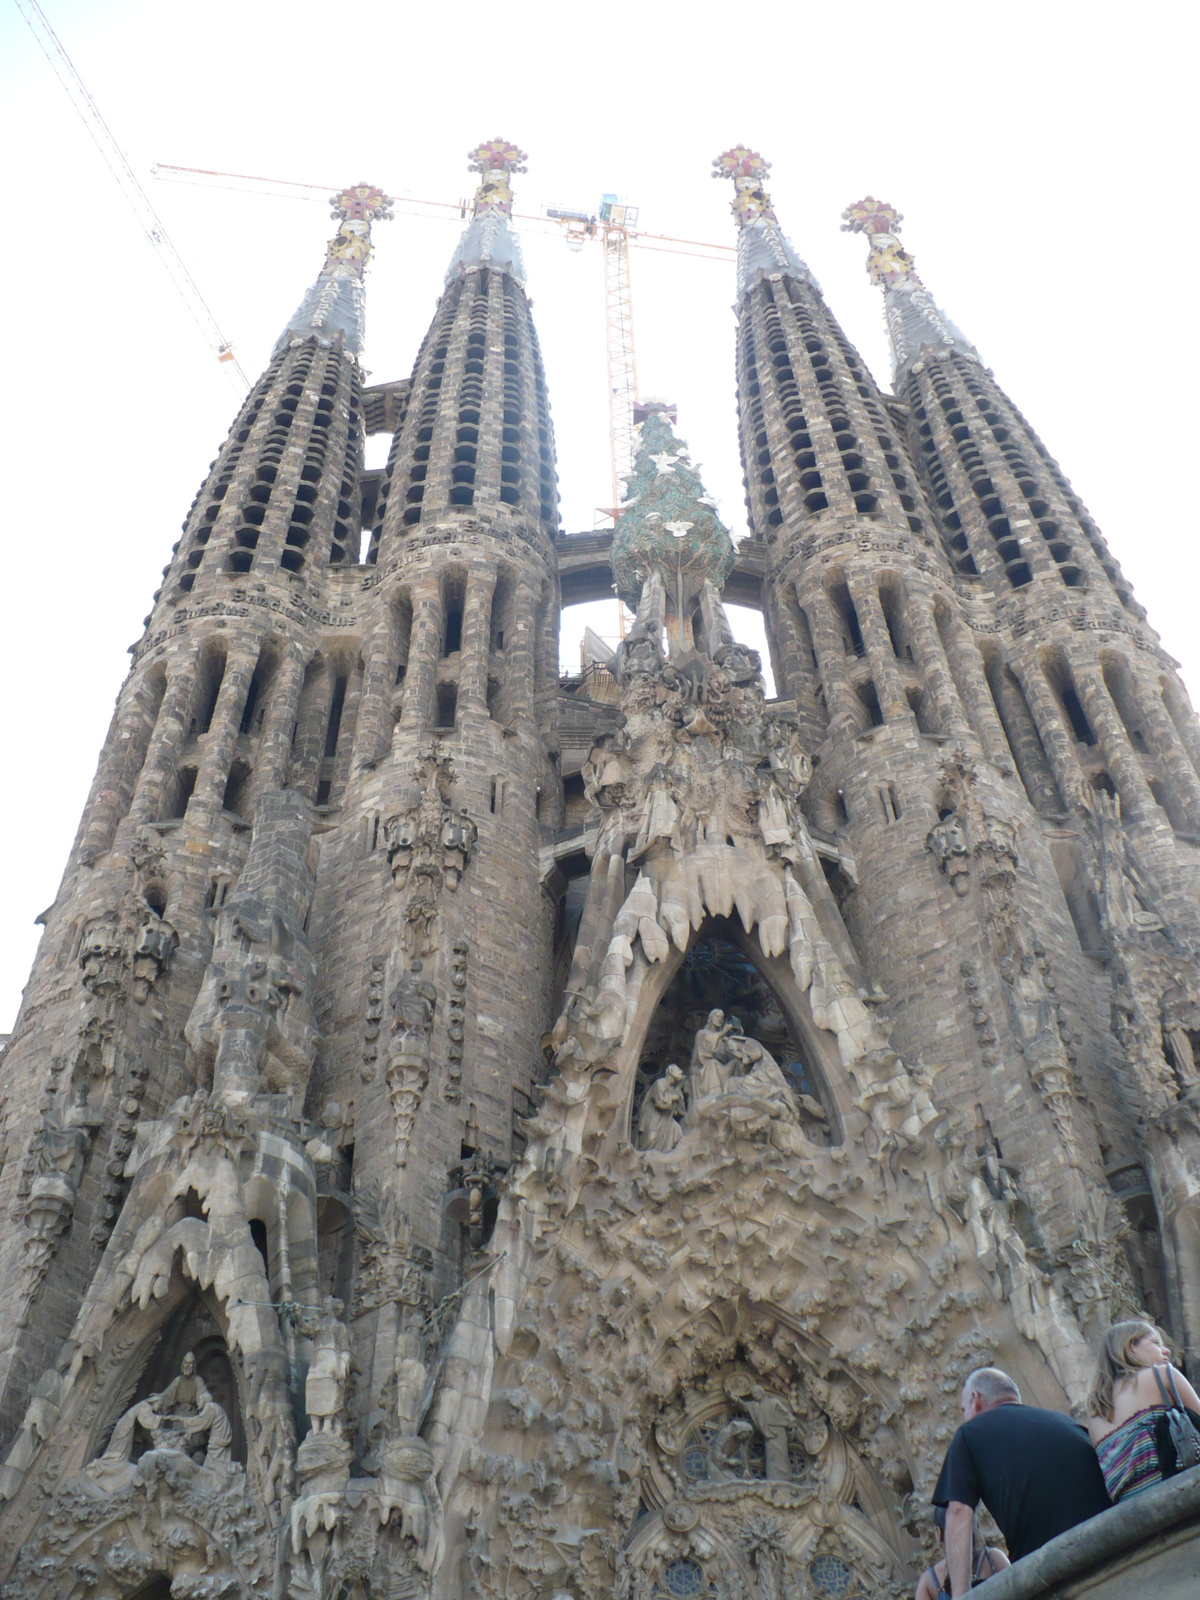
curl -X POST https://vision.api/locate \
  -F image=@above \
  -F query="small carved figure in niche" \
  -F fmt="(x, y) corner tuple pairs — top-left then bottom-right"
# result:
(756, 777), (794, 851)
(1087, 791), (1164, 939)
(1002, 951), (1061, 1054)
(41, 1084), (103, 1194)
(0, 1361), (66, 1501)
(302, 1296), (350, 1433)
(440, 807), (478, 884)
(631, 766), (680, 860)
(707, 1416), (756, 1481)
(394, 1307), (429, 1436)
(636, 1065), (686, 1153)
(131, 907), (178, 1003)
(1160, 986), (1200, 1097)
(389, 961), (437, 1069)
(384, 808), (420, 884)
(95, 1352), (233, 1477)
(763, 718), (812, 796)
(740, 1383), (794, 1482)
(927, 811), (971, 895)
(304, 1099), (346, 1167)
(79, 915), (127, 998)
(689, 1009), (735, 1103)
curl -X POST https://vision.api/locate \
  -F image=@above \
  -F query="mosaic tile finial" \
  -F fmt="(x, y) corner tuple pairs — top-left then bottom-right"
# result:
(712, 146), (779, 227)
(320, 183), (394, 279)
(466, 139), (528, 217)
(841, 196), (974, 377)
(840, 195), (915, 287)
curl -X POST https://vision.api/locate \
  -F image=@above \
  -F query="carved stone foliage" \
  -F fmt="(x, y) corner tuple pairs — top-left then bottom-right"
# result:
(0, 1089), (305, 1557)
(384, 747), (477, 956)
(0, 1464), (273, 1599)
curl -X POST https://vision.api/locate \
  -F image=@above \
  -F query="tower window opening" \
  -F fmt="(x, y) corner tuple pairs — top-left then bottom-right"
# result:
(857, 680), (884, 728)
(829, 581), (865, 657)
(878, 583), (906, 658)
(197, 653), (227, 735)
(171, 766), (198, 819)
(436, 683), (458, 729)
(880, 783), (902, 824)
(443, 606), (463, 655)
(1059, 684), (1097, 746)
(324, 674), (348, 758)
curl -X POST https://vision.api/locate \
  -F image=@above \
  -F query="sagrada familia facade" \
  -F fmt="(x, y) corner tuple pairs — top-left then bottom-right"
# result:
(0, 139), (1197, 1599)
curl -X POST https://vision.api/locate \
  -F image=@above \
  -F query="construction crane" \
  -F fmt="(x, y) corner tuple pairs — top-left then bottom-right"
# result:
(14, 1), (248, 391)
(151, 165), (734, 511)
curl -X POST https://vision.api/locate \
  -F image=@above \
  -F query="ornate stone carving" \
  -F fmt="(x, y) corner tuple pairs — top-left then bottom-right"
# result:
(299, 1296), (351, 1434)
(17, 1085), (103, 1326)
(386, 959), (437, 1167)
(446, 935), (469, 1103)
(185, 789), (319, 1105)
(86, 1351), (234, 1491)
(361, 955), (387, 1082)
(385, 747), (476, 955)
(636, 1064), (685, 1152)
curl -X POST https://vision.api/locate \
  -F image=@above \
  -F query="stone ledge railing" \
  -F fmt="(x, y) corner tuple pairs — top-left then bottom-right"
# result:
(976, 1464), (1200, 1598)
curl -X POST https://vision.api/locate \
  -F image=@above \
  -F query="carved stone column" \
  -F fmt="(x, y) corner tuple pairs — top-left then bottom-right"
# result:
(457, 567), (497, 714)
(354, 614), (400, 769)
(192, 655), (258, 814)
(803, 586), (860, 734)
(254, 652), (306, 793)
(128, 652), (200, 823)
(399, 584), (442, 731)
(506, 580), (537, 726)
(938, 616), (1012, 771)
(905, 599), (972, 741)
(1010, 659), (1088, 811)
(1074, 666), (1156, 819)
(851, 582), (910, 724)
(1130, 675), (1200, 833)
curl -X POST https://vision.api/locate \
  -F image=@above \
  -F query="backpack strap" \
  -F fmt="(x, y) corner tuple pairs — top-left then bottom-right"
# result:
(1165, 1365), (1186, 1408)
(1152, 1364), (1174, 1408)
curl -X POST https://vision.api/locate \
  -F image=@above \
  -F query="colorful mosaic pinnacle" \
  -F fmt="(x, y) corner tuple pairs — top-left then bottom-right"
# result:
(712, 146), (779, 228)
(467, 138), (528, 217)
(841, 195), (916, 287)
(610, 408), (735, 610)
(320, 183), (394, 279)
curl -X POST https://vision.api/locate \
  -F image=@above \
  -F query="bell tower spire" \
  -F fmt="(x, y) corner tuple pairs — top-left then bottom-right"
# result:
(839, 196), (974, 381)
(445, 137), (528, 283)
(275, 182), (394, 357)
(711, 145), (814, 297)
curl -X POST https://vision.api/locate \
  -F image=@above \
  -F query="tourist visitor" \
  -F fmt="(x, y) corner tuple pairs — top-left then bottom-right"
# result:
(1087, 1320), (1200, 1503)
(932, 1367), (1111, 1598)
(914, 1504), (1008, 1598)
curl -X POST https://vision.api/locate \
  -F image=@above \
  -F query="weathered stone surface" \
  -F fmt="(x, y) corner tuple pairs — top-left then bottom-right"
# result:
(2, 143), (1200, 1598)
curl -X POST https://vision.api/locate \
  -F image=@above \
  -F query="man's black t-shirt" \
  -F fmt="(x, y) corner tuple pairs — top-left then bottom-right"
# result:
(933, 1403), (1111, 1562)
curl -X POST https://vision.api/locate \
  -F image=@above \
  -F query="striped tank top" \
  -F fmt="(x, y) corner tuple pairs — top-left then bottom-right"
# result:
(1095, 1406), (1164, 1502)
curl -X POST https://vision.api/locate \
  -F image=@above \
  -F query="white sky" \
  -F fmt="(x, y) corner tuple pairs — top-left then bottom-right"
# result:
(1, 0), (1197, 1030)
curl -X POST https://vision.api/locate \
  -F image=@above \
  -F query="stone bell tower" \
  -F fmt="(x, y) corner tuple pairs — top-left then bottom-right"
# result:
(3, 138), (1200, 1600)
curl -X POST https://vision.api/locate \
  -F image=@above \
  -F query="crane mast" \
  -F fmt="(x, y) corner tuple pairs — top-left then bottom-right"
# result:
(599, 196), (640, 515)
(15, 0), (248, 391)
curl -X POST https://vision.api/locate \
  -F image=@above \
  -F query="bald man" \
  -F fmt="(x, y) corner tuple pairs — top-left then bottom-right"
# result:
(932, 1368), (1110, 1597)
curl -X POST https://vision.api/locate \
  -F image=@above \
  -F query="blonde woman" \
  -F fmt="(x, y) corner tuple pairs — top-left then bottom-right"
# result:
(1087, 1321), (1200, 1502)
